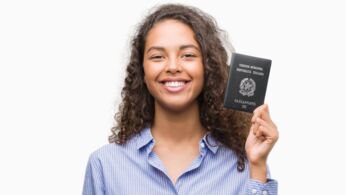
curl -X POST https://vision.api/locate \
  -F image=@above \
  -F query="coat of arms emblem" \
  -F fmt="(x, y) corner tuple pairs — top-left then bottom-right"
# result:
(239, 78), (256, 97)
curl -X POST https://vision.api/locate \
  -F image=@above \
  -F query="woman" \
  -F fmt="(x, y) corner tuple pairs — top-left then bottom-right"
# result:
(83, 4), (278, 195)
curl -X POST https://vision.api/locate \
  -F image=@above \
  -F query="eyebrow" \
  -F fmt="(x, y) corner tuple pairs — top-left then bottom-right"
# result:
(146, 44), (200, 54)
(179, 44), (200, 51)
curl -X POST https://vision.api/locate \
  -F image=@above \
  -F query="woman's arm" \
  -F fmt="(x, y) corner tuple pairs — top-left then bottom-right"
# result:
(245, 104), (279, 194)
(82, 154), (105, 195)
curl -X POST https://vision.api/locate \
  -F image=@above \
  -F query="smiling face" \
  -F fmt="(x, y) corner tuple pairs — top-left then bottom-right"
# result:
(143, 19), (204, 112)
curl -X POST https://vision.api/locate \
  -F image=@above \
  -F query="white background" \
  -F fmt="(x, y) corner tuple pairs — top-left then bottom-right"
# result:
(1, 0), (345, 194)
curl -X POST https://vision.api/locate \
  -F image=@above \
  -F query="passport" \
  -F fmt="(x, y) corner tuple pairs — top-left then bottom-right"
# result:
(223, 53), (271, 113)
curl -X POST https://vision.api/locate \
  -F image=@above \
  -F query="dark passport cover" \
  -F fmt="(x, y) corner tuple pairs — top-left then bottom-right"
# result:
(223, 53), (271, 112)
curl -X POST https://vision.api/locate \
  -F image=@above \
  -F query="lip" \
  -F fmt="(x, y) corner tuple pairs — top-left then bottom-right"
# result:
(159, 78), (191, 83)
(159, 79), (191, 93)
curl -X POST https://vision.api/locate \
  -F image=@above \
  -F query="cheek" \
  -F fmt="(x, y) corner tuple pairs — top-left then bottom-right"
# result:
(143, 74), (156, 97)
(186, 63), (204, 82)
(195, 64), (205, 91)
(143, 64), (160, 93)
(143, 64), (151, 81)
(143, 73), (154, 89)
(144, 64), (157, 82)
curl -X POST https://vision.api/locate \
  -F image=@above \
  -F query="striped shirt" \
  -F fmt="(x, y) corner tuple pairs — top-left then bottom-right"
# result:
(82, 127), (277, 195)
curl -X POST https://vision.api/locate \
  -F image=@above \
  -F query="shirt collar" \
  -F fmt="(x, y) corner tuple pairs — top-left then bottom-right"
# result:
(135, 127), (154, 150)
(135, 127), (220, 154)
(201, 132), (220, 154)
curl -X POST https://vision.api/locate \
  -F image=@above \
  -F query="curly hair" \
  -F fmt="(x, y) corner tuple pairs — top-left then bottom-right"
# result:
(109, 3), (252, 171)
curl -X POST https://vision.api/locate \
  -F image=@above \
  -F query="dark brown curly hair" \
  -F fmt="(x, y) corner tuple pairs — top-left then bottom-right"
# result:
(109, 3), (252, 171)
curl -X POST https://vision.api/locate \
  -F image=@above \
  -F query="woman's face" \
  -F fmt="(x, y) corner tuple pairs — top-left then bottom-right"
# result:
(143, 19), (204, 112)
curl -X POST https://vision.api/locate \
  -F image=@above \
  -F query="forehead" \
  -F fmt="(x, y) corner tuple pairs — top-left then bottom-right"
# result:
(145, 19), (199, 50)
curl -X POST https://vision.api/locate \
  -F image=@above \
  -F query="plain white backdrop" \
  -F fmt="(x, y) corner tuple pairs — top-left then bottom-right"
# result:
(1, 0), (345, 194)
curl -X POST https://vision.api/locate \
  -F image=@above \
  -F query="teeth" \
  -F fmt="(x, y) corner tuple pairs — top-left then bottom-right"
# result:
(164, 81), (185, 87)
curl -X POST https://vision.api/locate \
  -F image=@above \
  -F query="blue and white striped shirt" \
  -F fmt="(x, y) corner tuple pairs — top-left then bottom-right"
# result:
(82, 127), (277, 195)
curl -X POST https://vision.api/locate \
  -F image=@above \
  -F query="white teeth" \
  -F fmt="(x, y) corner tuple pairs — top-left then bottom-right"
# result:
(164, 81), (185, 87)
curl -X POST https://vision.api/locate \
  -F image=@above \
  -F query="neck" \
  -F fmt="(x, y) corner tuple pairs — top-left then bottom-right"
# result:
(151, 101), (206, 146)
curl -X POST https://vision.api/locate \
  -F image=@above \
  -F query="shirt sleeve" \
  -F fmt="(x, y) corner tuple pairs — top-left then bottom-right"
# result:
(82, 153), (105, 195)
(246, 179), (278, 195)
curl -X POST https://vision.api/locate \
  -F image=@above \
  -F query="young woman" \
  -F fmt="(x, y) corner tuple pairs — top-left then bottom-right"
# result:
(83, 4), (278, 195)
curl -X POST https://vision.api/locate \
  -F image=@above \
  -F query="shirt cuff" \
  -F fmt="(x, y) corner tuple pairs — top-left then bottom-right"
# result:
(247, 179), (278, 195)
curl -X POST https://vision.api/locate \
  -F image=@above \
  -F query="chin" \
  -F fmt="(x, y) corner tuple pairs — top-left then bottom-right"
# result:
(156, 99), (198, 113)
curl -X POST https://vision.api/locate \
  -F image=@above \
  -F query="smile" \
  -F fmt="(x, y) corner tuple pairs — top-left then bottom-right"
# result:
(163, 81), (186, 87)
(160, 80), (191, 93)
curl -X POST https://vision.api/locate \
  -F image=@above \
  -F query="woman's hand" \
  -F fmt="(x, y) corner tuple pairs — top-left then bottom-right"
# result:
(245, 104), (279, 182)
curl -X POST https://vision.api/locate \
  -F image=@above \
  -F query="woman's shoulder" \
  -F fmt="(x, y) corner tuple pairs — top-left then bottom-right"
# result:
(86, 144), (118, 163)
(87, 135), (140, 162)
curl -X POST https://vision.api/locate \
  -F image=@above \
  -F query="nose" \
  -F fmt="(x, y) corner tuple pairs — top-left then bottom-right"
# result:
(165, 57), (182, 74)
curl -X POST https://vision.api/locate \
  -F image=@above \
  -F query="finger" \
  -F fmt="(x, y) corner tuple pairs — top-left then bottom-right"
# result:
(255, 121), (279, 142)
(251, 106), (262, 123)
(252, 104), (266, 122)
(256, 117), (278, 137)
(260, 104), (272, 122)
(254, 126), (262, 137)
(254, 126), (266, 141)
(252, 104), (272, 123)
(257, 125), (270, 137)
(251, 122), (260, 136)
(250, 124), (256, 136)
(256, 117), (275, 130)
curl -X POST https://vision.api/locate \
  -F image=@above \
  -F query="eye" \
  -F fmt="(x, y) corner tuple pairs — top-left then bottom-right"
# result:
(182, 53), (196, 60)
(149, 55), (164, 61)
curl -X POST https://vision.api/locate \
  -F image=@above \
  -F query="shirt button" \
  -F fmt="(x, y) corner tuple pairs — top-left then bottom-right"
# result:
(251, 189), (257, 194)
(262, 190), (267, 195)
(200, 142), (205, 148)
